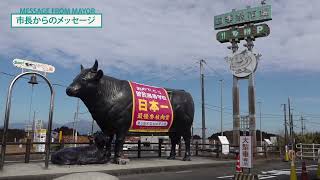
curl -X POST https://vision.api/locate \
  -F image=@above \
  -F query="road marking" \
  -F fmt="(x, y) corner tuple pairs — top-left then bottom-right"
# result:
(216, 164), (318, 179)
(258, 175), (276, 179)
(307, 165), (318, 168)
(217, 175), (234, 179)
(175, 170), (192, 174)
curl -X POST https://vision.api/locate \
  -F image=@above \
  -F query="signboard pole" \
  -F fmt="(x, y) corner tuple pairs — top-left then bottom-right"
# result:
(229, 41), (241, 146)
(245, 37), (257, 156)
(233, 76), (240, 146)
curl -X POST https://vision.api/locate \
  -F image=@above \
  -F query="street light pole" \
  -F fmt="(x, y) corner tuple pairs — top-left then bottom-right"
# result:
(75, 99), (80, 146)
(219, 79), (223, 136)
(72, 112), (76, 142)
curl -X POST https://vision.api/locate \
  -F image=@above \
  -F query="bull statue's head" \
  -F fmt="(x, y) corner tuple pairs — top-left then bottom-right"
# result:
(66, 60), (103, 97)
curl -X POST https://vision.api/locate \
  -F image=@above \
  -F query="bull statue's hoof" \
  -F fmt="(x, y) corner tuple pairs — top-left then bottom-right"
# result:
(182, 156), (191, 161)
(113, 157), (129, 165)
(167, 156), (176, 160)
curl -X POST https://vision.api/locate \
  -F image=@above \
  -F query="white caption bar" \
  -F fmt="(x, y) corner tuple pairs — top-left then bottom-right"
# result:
(11, 14), (102, 28)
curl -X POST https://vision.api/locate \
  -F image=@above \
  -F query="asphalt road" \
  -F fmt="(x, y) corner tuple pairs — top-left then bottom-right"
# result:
(119, 160), (318, 180)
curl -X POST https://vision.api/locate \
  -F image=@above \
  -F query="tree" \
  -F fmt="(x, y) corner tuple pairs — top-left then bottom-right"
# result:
(192, 135), (201, 139)
(0, 129), (25, 142)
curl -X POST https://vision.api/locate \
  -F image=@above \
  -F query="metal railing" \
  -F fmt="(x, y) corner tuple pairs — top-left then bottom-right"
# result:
(296, 143), (320, 160)
(0, 140), (280, 164)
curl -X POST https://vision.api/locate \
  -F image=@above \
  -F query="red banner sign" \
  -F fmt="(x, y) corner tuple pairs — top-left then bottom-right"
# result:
(128, 82), (174, 132)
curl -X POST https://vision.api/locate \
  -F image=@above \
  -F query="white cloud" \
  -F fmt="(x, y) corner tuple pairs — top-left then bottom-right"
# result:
(0, 0), (319, 76)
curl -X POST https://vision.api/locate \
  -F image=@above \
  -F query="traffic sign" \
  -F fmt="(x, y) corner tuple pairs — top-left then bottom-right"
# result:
(13, 59), (55, 73)
(216, 24), (270, 43)
(214, 5), (272, 30)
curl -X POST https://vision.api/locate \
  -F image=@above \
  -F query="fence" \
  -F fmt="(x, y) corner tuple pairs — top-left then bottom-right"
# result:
(296, 143), (320, 160)
(0, 139), (280, 164)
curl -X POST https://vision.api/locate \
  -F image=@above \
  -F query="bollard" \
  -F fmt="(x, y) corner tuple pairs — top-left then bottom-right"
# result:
(290, 150), (297, 180)
(195, 142), (198, 156)
(25, 138), (31, 163)
(235, 153), (242, 173)
(284, 145), (289, 162)
(137, 140), (141, 158)
(158, 139), (163, 157)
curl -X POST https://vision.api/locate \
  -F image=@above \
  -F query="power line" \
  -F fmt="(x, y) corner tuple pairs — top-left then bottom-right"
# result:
(142, 63), (198, 84)
(203, 62), (232, 89)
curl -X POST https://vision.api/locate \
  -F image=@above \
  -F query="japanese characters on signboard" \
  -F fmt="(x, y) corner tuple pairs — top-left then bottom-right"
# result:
(13, 59), (55, 73)
(128, 82), (173, 132)
(214, 5), (272, 30)
(11, 8), (102, 28)
(240, 136), (252, 168)
(216, 24), (270, 43)
(12, 14), (102, 28)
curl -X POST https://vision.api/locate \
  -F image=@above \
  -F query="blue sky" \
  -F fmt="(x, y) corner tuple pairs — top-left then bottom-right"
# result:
(0, 0), (320, 136)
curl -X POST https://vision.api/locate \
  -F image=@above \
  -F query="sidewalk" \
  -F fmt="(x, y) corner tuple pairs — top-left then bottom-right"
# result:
(0, 157), (234, 180)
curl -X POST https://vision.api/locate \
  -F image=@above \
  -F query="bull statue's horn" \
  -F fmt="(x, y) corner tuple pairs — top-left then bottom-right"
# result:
(92, 59), (98, 71)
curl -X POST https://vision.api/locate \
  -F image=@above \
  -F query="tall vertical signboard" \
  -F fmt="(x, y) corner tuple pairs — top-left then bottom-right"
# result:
(240, 136), (252, 168)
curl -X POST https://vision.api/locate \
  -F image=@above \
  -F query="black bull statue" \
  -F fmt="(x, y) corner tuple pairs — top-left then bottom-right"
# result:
(53, 60), (194, 164)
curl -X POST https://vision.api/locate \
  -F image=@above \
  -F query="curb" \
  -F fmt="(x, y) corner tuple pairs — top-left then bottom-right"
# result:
(0, 161), (234, 180)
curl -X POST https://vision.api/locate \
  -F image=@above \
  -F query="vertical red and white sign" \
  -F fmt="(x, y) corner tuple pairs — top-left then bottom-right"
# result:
(240, 136), (252, 168)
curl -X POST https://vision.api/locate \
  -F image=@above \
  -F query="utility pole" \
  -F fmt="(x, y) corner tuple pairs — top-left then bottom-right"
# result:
(288, 97), (292, 144)
(290, 112), (294, 145)
(219, 79), (223, 136)
(91, 119), (94, 136)
(257, 101), (262, 146)
(281, 104), (288, 146)
(301, 115), (305, 137)
(200, 59), (206, 148)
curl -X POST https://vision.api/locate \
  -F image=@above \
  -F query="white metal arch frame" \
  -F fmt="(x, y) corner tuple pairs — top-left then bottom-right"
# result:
(0, 72), (55, 170)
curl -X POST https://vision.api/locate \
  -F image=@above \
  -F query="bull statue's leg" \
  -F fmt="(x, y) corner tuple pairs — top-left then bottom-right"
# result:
(182, 130), (192, 161)
(168, 133), (180, 160)
(113, 133), (125, 164)
(105, 134), (114, 160)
